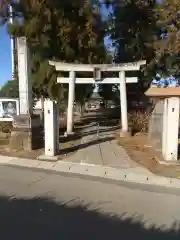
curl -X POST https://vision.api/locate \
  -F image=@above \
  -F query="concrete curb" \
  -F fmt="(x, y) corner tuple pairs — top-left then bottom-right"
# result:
(0, 154), (180, 190)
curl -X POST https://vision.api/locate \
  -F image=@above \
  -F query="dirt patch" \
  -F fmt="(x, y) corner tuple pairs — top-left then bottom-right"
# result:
(0, 115), (83, 161)
(0, 134), (81, 161)
(118, 134), (180, 179)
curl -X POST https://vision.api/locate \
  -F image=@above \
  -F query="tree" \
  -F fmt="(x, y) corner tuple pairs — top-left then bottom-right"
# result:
(0, 79), (38, 109)
(151, 0), (180, 78)
(105, 0), (180, 82)
(0, 80), (19, 98)
(108, 1), (156, 61)
(104, 0), (158, 89)
(0, 0), (107, 104)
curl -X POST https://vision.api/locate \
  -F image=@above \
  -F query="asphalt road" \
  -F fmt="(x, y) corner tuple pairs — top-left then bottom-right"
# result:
(0, 165), (180, 239)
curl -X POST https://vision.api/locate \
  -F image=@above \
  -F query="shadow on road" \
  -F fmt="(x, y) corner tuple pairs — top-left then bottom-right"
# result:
(60, 118), (119, 145)
(0, 195), (179, 239)
(79, 117), (120, 128)
(60, 136), (115, 155)
(59, 125), (118, 144)
(81, 125), (119, 137)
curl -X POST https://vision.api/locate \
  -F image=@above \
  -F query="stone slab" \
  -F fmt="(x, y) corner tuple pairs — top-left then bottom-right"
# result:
(38, 155), (59, 162)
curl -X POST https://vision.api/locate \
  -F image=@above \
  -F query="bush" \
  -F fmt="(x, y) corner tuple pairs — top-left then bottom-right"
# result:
(128, 110), (150, 134)
(0, 122), (13, 133)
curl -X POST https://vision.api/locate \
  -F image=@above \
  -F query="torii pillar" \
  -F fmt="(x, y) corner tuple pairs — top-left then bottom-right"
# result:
(66, 71), (75, 134)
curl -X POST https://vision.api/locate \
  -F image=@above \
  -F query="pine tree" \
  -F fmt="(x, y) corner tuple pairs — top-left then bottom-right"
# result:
(108, 0), (156, 63)
(153, 0), (180, 78)
(104, 0), (158, 88)
(95, 0), (160, 102)
(0, 0), (107, 102)
(105, 0), (180, 80)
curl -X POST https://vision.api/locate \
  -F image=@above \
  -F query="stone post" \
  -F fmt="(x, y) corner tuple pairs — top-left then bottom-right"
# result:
(9, 37), (43, 151)
(162, 97), (180, 161)
(119, 71), (129, 137)
(44, 99), (59, 158)
(162, 98), (168, 157)
(17, 37), (32, 114)
(66, 71), (75, 134)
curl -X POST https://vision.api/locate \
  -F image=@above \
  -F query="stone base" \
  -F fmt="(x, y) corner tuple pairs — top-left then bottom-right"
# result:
(64, 131), (75, 137)
(9, 130), (31, 151)
(9, 114), (44, 151)
(38, 154), (59, 162)
(119, 129), (132, 138)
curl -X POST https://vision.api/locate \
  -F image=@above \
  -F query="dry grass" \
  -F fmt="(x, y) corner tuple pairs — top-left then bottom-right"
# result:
(128, 110), (150, 134)
(117, 134), (180, 179)
(118, 134), (160, 170)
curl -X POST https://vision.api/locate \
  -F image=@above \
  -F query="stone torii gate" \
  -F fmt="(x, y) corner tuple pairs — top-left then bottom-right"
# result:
(49, 61), (146, 137)
(10, 36), (145, 158)
(9, 35), (146, 159)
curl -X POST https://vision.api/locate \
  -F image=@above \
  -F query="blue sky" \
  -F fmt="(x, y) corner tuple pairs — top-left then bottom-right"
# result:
(0, 25), (12, 86)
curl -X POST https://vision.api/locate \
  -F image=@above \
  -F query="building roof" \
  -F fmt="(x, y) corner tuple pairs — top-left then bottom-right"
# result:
(145, 87), (180, 97)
